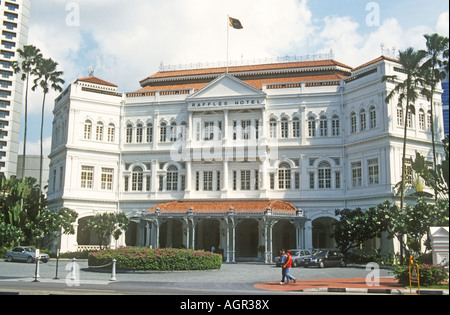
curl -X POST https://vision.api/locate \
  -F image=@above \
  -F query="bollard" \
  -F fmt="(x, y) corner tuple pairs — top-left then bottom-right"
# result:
(53, 249), (60, 280)
(32, 256), (40, 283)
(110, 259), (117, 281)
(70, 258), (77, 281)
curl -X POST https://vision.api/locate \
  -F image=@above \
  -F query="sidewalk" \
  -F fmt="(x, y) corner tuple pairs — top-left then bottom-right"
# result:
(254, 278), (449, 295)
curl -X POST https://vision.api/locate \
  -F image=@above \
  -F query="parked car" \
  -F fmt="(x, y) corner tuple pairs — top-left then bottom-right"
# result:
(5, 246), (49, 263)
(274, 249), (312, 267)
(303, 249), (346, 268)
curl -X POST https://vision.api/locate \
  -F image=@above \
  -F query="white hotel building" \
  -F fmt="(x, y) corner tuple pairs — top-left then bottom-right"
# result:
(47, 56), (445, 261)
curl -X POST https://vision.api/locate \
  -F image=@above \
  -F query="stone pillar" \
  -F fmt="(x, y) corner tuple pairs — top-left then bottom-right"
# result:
(154, 208), (161, 248)
(226, 207), (236, 263)
(145, 221), (151, 247)
(225, 218), (230, 263)
(304, 219), (313, 250)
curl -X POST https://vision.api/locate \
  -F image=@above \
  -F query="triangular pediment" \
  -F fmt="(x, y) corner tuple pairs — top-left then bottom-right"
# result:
(430, 227), (449, 237)
(187, 73), (266, 100)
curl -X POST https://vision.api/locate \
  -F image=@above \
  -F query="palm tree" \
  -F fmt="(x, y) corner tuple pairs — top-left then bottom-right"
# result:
(383, 48), (426, 264)
(32, 58), (64, 205)
(383, 48), (426, 210)
(420, 34), (449, 200)
(11, 45), (43, 179)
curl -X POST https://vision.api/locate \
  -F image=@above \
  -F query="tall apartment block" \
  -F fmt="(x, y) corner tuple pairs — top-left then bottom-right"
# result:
(0, 0), (30, 178)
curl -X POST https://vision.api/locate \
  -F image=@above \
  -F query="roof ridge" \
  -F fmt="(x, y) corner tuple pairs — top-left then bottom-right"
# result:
(140, 59), (353, 84)
(77, 76), (118, 88)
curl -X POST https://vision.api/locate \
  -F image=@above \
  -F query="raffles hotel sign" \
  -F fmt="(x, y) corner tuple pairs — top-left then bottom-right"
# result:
(188, 98), (265, 111)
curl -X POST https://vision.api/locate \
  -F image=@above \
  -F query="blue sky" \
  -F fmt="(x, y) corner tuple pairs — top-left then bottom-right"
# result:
(21, 0), (449, 155)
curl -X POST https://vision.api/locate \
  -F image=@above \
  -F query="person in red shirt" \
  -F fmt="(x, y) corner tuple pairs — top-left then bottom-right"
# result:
(283, 250), (296, 284)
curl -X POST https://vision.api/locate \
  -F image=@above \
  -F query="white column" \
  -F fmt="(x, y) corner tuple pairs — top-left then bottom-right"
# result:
(146, 222), (151, 247)
(221, 159), (229, 196)
(186, 160), (192, 192)
(223, 110), (229, 141)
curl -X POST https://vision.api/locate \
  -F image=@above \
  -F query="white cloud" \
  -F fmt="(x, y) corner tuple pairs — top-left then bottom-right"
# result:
(25, 0), (447, 157)
(19, 136), (52, 156)
(436, 11), (449, 36)
(29, 0), (315, 91)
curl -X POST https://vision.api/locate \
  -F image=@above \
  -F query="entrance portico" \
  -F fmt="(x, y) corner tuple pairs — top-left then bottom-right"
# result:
(138, 200), (307, 263)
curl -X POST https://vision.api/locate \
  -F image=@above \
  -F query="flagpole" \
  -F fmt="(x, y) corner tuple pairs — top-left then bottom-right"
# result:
(227, 14), (229, 73)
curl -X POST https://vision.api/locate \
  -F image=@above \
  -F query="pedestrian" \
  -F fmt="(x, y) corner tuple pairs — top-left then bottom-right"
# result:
(284, 250), (296, 284)
(279, 249), (287, 284)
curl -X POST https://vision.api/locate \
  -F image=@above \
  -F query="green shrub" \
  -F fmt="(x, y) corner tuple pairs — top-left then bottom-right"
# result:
(0, 246), (8, 258)
(59, 250), (95, 259)
(394, 264), (449, 286)
(88, 247), (222, 271)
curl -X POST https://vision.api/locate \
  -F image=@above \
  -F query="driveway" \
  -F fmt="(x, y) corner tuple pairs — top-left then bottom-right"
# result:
(0, 260), (399, 295)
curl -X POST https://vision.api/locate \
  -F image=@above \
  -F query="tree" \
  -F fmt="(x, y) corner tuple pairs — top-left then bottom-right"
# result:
(420, 34), (449, 200)
(1, 176), (41, 233)
(0, 176), (44, 246)
(383, 48), (426, 211)
(32, 58), (64, 203)
(25, 207), (78, 249)
(83, 213), (129, 249)
(11, 45), (43, 179)
(411, 136), (449, 201)
(335, 199), (449, 260)
(0, 212), (24, 247)
(388, 199), (449, 255)
(334, 207), (372, 255)
(334, 205), (390, 255)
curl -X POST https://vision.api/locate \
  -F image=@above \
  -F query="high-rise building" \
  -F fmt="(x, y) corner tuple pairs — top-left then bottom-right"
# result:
(0, 0), (30, 178)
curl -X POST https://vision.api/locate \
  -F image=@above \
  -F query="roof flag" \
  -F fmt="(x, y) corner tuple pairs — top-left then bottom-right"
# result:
(229, 17), (243, 29)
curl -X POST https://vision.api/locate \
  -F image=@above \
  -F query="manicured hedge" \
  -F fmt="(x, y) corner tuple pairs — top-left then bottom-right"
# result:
(394, 264), (448, 286)
(88, 247), (222, 271)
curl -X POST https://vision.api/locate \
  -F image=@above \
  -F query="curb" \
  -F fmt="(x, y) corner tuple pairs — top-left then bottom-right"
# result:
(301, 288), (449, 295)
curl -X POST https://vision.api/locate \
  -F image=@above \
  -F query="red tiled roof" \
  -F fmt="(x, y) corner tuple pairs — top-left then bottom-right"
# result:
(148, 200), (297, 214)
(141, 59), (353, 82)
(352, 55), (399, 72)
(77, 76), (118, 87)
(137, 74), (347, 93)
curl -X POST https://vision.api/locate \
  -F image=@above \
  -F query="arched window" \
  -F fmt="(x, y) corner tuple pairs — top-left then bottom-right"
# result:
(332, 115), (340, 136)
(319, 115), (327, 137)
(131, 166), (143, 191)
(407, 106), (415, 128)
(350, 112), (357, 133)
(167, 166), (178, 191)
(269, 118), (277, 139)
(396, 106), (403, 126)
(126, 124), (133, 143)
(136, 123), (143, 143)
(292, 116), (300, 138)
(281, 117), (289, 138)
(427, 110), (432, 131)
(370, 106), (377, 129)
(419, 109), (425, 130)
(278, 163), (291, 190)
(147, 123), (153, 143)
(107, 123), (115, 142)
(96, 122), (104, 141)
(318, 161), (331, 189)
(308, 116), (316, 137)
(84, 120), (92, 140)
(160, 122), (167, 142)
(170, 122), (177, 142)
(360, 109), (366, 131)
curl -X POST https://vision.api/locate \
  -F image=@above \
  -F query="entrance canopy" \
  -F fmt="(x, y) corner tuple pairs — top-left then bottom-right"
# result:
(140, 200), (307, 263)
(146, 200), (300, 216)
